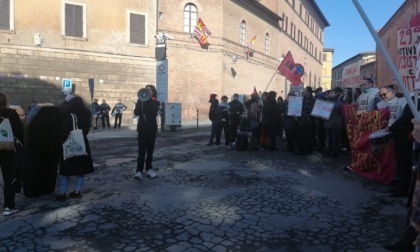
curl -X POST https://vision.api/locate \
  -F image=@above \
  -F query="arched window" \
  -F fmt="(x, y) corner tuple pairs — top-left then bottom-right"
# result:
(240, 20), (246, 46)
(183, 3), (197, 33)
(265, 33), (270, 55)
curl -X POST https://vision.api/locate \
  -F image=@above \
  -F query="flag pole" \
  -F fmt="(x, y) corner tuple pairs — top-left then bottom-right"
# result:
(264, 66), (280, 93)
(351, 0), (420, 119)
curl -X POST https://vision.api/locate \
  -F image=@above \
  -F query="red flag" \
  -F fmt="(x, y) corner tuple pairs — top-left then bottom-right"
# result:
(193, 18), (211, 45)
(277, 51), (303, 86)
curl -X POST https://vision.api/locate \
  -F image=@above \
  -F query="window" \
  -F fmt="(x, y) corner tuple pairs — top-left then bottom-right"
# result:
(129, 11), (147, 45)
(323, 53), (327, 61)
(240, 20), (246, 46)
(183, 3), (197, 33)
(265, 33), (270, 55)
(63, 2), (86, 38)
(0, 0), (14, 31)
(299, 4), (302, 17)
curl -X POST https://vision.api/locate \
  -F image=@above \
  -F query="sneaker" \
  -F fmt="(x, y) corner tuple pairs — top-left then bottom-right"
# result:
(145, 169), (157, 178)
(134, 171), (144, 180)
(226, 145), (232, 149)
(56, 193), (67, 201)
(3, 207), (18, 216)
(69, 191), (82, 198)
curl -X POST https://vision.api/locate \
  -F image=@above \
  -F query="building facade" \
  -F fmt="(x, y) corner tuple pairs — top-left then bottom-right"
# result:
(377, 0), (420, 89)
(0, 0), (157, 125)
(158, 0), (329, 123)
(321, 48), (334, 91)
(331, 52), (375, 89)
(0, 0), (329, 125)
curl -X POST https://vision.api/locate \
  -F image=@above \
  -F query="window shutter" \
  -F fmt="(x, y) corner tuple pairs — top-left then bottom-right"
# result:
(0, 0), (10, 30)
(130, 13), (145, 45)
(65, 3), (83, 37)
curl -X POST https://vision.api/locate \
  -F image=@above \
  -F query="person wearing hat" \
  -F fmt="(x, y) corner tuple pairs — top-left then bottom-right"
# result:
(228, 94), (244, 145)
(98, 99), (111, 129)
(207, 94), (219, 146)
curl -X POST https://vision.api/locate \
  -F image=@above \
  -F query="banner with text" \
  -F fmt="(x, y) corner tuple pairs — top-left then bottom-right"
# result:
(342, 62), (361, 87)
(397, 26), (420, 91)
(341, 104), (394, 184)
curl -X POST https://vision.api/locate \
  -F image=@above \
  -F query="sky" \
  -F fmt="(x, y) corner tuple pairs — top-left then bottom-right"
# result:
(315, 0), (405, 67)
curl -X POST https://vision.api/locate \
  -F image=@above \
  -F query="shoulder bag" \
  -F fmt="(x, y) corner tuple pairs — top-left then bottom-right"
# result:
(63, 113), (88, 160)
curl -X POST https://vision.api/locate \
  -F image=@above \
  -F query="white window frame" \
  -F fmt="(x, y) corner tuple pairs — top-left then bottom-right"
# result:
(0, 0), (15, 32)
(240, 20), (246, 46)
(265, 33), (270, 55)
(127, 10), (148, 46)
(61, 1), (87, 39)
(183, 3), (197, 34)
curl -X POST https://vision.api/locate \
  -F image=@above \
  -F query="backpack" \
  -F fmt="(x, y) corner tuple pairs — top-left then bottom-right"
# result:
(0, 117), (15, 151)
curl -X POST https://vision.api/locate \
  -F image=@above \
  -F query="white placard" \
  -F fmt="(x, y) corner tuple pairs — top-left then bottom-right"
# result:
(311, 99), (334, 120)
(287, 96), (303, 116)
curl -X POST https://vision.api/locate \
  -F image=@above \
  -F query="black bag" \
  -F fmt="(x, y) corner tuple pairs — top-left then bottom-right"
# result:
(240, 118), (259, 132)
(236, 133), (248, 151)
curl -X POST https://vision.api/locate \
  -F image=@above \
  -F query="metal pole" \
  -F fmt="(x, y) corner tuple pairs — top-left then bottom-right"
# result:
(263, 67), (280, 93)
(352, 0), (420, 119)
(196, 108), (199, 128)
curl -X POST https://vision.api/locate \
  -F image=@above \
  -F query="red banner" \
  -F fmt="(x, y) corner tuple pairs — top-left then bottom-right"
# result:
(341, 104), (395, 184)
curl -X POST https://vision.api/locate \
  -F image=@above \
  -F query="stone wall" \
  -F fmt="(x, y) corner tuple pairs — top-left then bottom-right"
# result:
(0, 44), (156, 127)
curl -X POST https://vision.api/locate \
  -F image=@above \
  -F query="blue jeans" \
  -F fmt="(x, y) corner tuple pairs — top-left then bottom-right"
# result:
(59, 175), (85, 194)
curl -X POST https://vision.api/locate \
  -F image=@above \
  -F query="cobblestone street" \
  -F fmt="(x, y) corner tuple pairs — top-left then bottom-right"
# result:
(0, 127), (408, 251)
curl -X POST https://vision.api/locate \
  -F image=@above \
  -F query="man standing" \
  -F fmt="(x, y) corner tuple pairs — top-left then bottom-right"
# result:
(228, 93), (244, 145)
(357, 78), (379, 112)
(207, 94), (219, 146)
(111, 99), (128, 129)
(98, 99), (111, 129)
(91, 99), (99, 129)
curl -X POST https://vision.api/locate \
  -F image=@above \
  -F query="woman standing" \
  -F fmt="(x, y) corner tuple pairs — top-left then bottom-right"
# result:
(133, 84), (161, 179)
(0, 92), (24, 215)
(56, 96), (94, 201)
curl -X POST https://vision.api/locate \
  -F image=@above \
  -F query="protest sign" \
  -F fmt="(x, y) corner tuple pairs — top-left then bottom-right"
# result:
(311, 99), (334, 120)
(287, 96), (302, 116)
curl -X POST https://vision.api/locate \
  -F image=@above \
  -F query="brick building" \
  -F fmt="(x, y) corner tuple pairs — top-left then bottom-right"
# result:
(158, 0), (329, 123)
(0, 0), (328, 125)
(0, 0), (157, 125)
(377, 0), (420, 90)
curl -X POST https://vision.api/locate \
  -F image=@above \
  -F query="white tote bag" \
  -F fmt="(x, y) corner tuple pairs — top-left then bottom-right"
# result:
(63, 113), (88, 160)
(0, 117), (15, 151)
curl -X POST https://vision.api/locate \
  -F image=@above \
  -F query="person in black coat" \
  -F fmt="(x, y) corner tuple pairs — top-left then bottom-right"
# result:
(207, 94), (219, 145)
(262, 91), (280, 150)
(0, 92), (24, 216)
(134, 84), (161, 180)
(296, 86), (316, 155)
(56, 95), (94, 201)
(228, 93), (244, 145)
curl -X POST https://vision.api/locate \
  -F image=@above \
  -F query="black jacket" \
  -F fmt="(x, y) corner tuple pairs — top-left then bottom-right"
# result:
(135, 98), (160, 133)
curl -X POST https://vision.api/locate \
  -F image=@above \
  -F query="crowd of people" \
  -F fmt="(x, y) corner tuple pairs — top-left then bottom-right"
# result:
(0, 86), (158, 216)
(90, 98), (128, 129)
(207, 79), (420, 251)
